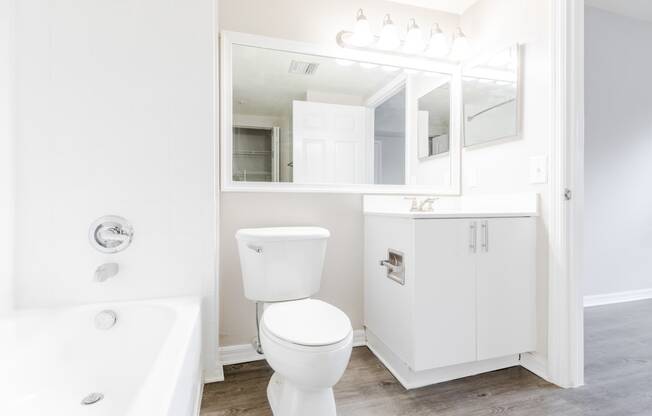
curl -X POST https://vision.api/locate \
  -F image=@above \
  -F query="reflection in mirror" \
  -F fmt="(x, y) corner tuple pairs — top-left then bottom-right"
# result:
(417, 82), (450, 159)
(373, 87), (405, 185)
(231, 44), (454, 186)
(463, 45), (519, 147)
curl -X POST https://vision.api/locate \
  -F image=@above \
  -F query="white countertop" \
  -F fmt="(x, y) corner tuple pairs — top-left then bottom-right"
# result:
(363, 193), (539, 219)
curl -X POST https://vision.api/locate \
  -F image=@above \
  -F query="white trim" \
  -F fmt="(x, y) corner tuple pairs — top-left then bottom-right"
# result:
(218, 329), (368, 367)
(584, 289), (652, 308)
(519, 352), (550, 382)
(203, 365), (225, 384)
(547, 0), (584, 389)
(193, 376), (205, 416)
(219, 31), (462, 195)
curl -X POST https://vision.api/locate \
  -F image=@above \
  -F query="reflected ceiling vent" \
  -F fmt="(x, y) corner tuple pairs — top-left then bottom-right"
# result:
(288, 60), (319, 75)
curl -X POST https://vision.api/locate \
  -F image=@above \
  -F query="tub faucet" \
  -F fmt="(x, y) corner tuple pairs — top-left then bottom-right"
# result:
(94, 263), (119, 282)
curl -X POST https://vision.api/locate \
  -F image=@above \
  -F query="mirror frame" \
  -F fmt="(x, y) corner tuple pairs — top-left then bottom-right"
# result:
(462, 44), (523, 149)
(220, 30), (462, 195)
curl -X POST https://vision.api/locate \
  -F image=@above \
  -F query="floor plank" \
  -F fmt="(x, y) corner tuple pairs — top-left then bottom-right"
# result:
(201, 299), (652, 415)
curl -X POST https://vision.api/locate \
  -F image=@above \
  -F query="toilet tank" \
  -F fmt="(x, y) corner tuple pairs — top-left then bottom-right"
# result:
(236, 227), (330, 302)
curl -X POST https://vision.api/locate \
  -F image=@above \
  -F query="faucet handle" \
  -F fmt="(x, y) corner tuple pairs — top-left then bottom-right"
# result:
(404, 197), (418, 212)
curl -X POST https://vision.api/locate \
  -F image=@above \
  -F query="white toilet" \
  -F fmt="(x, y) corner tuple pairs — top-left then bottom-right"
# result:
(236, 227), (353, 416)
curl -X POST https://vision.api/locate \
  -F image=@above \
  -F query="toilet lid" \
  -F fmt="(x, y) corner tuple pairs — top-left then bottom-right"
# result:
(263, 299), (352, 347)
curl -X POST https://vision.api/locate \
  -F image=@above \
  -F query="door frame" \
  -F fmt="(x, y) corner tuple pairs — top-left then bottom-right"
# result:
(547, 0), (584, 388)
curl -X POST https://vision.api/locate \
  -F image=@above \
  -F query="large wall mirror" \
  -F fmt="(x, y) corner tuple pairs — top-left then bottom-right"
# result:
(462, 45), (521, 147)
(221, 32), (462, 194)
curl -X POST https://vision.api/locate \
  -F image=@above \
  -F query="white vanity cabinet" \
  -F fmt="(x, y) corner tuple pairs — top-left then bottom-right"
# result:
(364, 200), (537, 388)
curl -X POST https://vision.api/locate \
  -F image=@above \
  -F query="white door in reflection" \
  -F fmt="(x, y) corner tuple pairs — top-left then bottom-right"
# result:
(292, 100), (368, 184)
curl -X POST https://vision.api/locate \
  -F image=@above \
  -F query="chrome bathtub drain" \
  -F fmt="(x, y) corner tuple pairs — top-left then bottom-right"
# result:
(81, 392), (104, 406)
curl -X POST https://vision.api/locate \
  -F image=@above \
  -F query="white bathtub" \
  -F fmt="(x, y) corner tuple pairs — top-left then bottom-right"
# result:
(0, 297), (202, 416)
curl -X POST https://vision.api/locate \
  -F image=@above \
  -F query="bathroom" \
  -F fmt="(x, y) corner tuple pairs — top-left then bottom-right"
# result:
(3, 0), (651, 415)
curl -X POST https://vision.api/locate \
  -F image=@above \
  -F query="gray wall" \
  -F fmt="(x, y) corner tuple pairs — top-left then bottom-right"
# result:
(584, 7), (652, 296)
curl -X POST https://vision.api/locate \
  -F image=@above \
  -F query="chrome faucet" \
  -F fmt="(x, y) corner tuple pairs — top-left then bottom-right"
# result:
(404, 197), (438, 212)
(94, 262), (119, 282)
(418, 197), (438, 212)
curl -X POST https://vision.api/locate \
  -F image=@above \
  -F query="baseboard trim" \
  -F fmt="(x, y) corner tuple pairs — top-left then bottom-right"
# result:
(366, 328), (521, 390)
(584, 288), (652, 308)
(203, 363), (224, 383)
(519, 351), (549, 382)
(219, 329), (367, 366)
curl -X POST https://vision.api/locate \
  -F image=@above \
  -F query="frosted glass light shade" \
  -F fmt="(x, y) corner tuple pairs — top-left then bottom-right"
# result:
(404, 18), (425, 54)
(450, 27), (471, 60)
(426, 24), (450, 57)
(350, 9), (373, 47)
(377, 14), (400, 51)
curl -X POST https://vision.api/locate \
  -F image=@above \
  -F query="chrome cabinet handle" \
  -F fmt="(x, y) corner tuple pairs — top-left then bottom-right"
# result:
(469, 222), (477, 253)
(481, 221), (489, 252)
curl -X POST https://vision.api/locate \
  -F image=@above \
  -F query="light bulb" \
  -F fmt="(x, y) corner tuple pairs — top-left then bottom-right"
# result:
(450, 27), (471, 60)
(377, 14), (400, 51)
(404, 18), (425, 54)
(426, 24), (450, 58)
(350, 9), (373, 47)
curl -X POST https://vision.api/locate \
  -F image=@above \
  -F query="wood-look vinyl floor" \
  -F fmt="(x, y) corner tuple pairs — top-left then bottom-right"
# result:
(201, 300), (652, 415)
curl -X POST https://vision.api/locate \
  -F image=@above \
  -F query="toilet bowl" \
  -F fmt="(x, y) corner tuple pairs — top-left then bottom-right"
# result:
(260, 298), (353, 416)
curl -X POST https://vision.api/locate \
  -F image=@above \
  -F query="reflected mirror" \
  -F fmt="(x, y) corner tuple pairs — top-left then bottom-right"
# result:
(417, 82), (451, 159)
(462, 45), (520, 147)
(230, 43), (455, 187)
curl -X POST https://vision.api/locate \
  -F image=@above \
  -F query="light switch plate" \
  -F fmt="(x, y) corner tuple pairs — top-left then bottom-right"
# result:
(529, 155), (548, 184)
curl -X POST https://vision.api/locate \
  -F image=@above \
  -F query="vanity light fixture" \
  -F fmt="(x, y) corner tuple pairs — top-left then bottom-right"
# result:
(350, 9), (373, 47)
(336, 10), (471, 63)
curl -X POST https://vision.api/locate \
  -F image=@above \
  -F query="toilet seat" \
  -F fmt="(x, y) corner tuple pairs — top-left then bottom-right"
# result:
(262, 299), (352, 347)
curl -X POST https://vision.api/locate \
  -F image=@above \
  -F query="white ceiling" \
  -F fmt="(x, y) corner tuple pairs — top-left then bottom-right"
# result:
(586, 0), (652, 22)
(232, 45), (449, 118)
(382, 0), (482, 15)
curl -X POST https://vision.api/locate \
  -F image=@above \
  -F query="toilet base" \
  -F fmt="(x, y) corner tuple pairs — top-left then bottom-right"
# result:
(267, 372), (337, 416)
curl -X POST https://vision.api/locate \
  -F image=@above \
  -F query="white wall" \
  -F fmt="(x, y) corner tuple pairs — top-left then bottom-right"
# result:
(219, 0), (460, 346)
(584, 7), (652, 297)
(0, 0), (15, 315)
(12, 0), (219, 378)
(460, 0), (550, 356)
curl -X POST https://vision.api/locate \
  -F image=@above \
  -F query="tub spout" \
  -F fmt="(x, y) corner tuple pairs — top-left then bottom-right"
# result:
(94, 263), (119, 282)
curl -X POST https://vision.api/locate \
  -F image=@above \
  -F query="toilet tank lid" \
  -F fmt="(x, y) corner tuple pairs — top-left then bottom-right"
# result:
(236, 227), (330, 242)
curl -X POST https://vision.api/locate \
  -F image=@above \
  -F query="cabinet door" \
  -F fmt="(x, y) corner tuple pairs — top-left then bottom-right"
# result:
(414, 219), (478, 370)
(476, 217), (536, 361)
